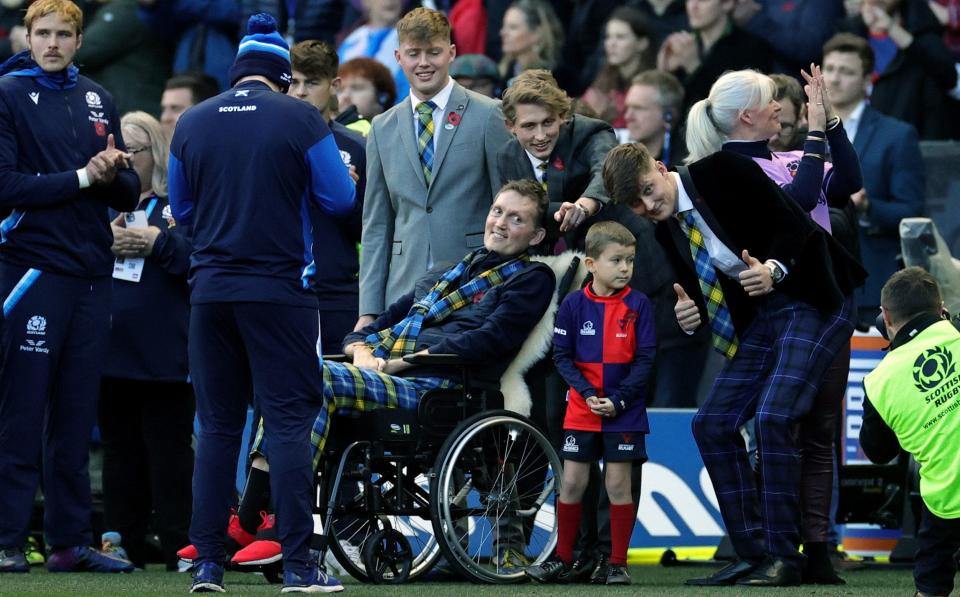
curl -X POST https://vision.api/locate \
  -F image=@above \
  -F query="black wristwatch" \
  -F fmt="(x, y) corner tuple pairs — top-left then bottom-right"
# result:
(765, 261), (785, 284)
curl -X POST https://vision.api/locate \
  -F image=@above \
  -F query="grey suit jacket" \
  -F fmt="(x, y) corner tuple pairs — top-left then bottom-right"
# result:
(359, 82), (511, 315)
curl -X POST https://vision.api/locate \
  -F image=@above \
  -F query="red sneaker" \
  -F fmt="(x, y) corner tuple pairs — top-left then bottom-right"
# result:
(177, 512), (272, 563)
(230, 540), (282, 566)
(227, 513), (257, 547)
(176, 544), (198, 563)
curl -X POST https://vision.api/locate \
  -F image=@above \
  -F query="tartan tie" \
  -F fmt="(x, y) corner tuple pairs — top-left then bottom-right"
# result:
(537, 162), (548, 192)
(678, 210), (739, 359)
(416, 101), (437, 185)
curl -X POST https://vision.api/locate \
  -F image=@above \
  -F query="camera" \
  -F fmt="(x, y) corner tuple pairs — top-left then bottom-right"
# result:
(876, 307), (953, 340)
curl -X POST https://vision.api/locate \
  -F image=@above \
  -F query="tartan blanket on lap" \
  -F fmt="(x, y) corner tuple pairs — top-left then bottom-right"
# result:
(365, 250), (529, 359)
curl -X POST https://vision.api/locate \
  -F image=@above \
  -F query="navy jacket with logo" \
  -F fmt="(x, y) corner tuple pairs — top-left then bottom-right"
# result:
(310, 120), (365, 312)
(168, 80), (356, 307)
(0, 74), (140, 277)
(104, 195), (191, 382)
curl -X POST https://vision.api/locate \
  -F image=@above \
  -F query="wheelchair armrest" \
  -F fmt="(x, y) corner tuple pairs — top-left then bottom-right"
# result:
(402, 353), (479, 366)
(322, 354), (350, 363)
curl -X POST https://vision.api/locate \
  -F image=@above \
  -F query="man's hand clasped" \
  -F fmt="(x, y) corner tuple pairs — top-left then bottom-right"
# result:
(85, 134), (132, 186)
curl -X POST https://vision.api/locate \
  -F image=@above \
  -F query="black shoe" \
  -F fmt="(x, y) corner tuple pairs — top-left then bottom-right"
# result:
(685, 559), (756, 586)
(568, 554), (597, 583)
(829, 545), (865, 572)
(605, 563), (631, 585)
(525, 558), (571, 583)
(803, 542), (846, 585)
(736, 557), (802, 587)
(589, 553), (609, 584)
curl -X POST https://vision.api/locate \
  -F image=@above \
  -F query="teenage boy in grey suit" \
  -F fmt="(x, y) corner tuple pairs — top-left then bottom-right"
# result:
(357, 7), (511, 328)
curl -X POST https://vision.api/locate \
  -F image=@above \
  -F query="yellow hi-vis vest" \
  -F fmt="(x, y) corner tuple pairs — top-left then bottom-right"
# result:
(864, 320), (960, 518)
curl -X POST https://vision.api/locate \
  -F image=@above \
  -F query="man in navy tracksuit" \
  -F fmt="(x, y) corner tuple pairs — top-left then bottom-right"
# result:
(288, 39), (367, 355)
(167, 14), (355, 594)
(0, 0), (138, 574)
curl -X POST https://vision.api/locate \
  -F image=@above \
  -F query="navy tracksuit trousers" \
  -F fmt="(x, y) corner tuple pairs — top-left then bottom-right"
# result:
(188, 302), (323, 575)
(0, 262), (110, 549)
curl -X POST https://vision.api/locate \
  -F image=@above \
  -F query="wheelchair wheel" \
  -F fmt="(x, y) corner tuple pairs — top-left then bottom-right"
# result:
(362, 528), (412, 584)
(325, 447), (441, 582)
(429, 410), (561, 584)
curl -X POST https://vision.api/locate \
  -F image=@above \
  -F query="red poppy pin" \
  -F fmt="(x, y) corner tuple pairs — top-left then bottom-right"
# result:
(552, 156), (565, 171)
(447, 112), (461, 126)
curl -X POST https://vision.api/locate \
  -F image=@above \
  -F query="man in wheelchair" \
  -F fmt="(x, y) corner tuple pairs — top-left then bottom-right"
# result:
(185, 179), (559, 582)
(328, 178), (555, 457)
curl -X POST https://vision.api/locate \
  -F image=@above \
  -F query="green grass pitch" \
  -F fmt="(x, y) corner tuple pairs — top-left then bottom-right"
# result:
(0, 564), (919, 596)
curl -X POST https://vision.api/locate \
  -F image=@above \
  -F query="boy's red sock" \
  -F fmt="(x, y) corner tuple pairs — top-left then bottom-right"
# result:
(556, 500), (582, 564)
(609, 502), (636, 565)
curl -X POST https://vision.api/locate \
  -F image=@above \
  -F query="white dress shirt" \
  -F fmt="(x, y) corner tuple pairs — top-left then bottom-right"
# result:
(671, 172), (748, 279)
(409, 77), (456, 151)
(525, 151), (547, 184)
(844, 100), (867, 144)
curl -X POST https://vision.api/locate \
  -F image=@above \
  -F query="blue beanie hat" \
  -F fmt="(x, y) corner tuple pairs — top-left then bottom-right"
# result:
(228, 13), (292, 92)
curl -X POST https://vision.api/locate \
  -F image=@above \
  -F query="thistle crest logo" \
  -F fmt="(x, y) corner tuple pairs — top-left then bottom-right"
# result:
(26, 316), (46, 334)
(913, 345), (956, 392)
(85, 91), (102, 108)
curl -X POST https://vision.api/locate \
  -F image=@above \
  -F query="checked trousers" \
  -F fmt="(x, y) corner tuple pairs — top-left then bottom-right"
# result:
(692, 292), (854, 564)
(250, 361), (455, 470)
(307, 361), (455, 468)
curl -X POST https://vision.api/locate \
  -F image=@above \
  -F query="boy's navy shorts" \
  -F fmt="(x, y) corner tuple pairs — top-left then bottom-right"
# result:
(560, 429), (648, 463)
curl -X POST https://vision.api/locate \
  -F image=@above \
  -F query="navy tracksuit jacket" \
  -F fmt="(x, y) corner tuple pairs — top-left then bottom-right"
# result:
(312, 120), (365, 353)
(0, 65), (139, 550)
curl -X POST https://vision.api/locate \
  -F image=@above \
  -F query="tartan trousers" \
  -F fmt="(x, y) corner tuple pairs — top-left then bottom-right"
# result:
(692, 292), (854, 564)
(254, 360), (455, 470)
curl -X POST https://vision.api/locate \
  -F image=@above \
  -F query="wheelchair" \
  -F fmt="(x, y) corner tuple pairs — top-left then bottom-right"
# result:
(311, 253), (585, 584)
(313, 354), (562, 584)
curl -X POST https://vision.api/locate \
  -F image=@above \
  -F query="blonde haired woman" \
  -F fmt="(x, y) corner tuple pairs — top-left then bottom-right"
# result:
(684, 68), (860, 231)
(686, 68), (862, 584)
(98, 111), (194, 570)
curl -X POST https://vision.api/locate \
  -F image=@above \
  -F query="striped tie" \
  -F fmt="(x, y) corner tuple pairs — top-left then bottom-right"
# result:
(537, 162), (548, 193)
(416, 101), (437, 185)
(678, 210), (739, 359)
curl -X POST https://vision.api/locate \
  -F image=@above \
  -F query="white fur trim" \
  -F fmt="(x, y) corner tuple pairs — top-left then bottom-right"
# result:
(501, 251), (588, 415)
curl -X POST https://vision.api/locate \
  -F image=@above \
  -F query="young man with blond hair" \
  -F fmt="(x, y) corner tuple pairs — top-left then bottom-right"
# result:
(358, 7), (511, 329)
(495, 68), (623, 580)
(0, 0), (139, 574)
(497, 69), (616, 249)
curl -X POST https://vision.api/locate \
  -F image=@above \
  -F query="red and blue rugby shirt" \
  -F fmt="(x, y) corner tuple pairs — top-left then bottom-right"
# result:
(553, 284), (656, 433)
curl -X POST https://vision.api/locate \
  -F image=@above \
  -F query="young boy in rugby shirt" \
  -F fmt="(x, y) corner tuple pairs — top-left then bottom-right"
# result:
(527, 221), (656, 585)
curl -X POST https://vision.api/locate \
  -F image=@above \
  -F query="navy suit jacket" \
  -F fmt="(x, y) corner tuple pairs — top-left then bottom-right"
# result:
(852, 106), (926, 309)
